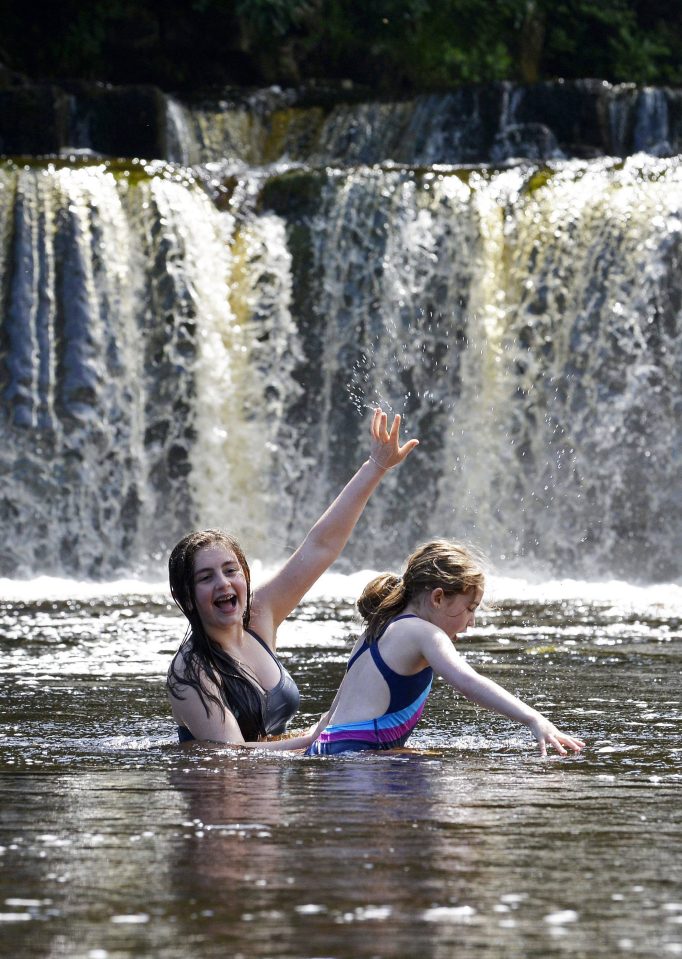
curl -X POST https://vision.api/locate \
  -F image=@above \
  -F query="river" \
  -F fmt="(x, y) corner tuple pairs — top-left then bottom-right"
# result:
(1, 574), (680, 958)
(2, 79), (682, 959)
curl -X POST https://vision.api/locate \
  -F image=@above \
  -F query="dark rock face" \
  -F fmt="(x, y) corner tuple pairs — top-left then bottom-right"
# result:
(0, 85), (71, 155)
(61, 82), (169, 160)
(0, 80), (168, 159)
(490, 123), (564, 163)
(1, 75), (681, 164)
(507, 80), (611, 157)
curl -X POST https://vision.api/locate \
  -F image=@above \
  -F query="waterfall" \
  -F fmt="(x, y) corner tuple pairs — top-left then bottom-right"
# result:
(165, 98), (195, 167)
(0, 161), (241, 575)
(0, 163), (147, 575)
(257, 157), (682, 580)
(154, 82), (682, 168)
(633, 88), (671, 156)
(1, 129), (681, 580)
(0, 159), (310, 576)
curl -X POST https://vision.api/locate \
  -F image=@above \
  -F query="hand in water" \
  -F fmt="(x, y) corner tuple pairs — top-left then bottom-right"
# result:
(369, 408), (419, 470)
(530, 715), (586, 757)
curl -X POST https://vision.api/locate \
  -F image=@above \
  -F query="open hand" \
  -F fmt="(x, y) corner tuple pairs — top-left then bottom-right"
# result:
(529, 716), (586, 757)
(369, 408), (419, 470)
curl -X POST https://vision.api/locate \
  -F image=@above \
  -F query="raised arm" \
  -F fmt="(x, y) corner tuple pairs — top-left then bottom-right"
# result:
(420, 627), (586, 757)
(253, 409), (418, 637)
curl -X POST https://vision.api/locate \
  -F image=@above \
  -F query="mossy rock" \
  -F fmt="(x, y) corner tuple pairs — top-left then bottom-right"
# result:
(257, 168), (328, 218)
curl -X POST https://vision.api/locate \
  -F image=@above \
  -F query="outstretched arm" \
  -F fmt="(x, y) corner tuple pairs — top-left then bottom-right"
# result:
(171, 680), (327, 751)
(246, 708), (334, 752)
(420, 629), (586, 757)
(253, 409), (418, 638)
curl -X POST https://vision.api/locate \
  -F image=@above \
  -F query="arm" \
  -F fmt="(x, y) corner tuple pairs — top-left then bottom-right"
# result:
(169, 679), (247, 744)
(244, 728), (320, 751)
(246, 710), (332, 752)
(171, 682), (323, 751)
(420, 629), (586, 757)
(254, 409), (418, 636)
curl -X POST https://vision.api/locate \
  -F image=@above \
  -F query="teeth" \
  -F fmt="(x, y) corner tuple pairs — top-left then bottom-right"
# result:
(216, 595), (236, 607)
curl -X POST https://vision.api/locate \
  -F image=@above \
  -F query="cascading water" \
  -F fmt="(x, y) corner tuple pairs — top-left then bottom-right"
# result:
(259, 157), (682, 580)
(0, 159), (306, 576)
(0, 162), (149, 575)
(1, 92), (681, 581)
(0, 161), (228, 575)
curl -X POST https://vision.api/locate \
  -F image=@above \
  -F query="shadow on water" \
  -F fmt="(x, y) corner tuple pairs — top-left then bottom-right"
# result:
(0, 586), (681, 958)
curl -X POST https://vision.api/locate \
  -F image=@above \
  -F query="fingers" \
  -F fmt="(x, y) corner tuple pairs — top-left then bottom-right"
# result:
(369, 408), (419, 468)
(381, 412), (391, 442)
(371, 408), (389, 442)
(398, 437), (420, 459)
(532, 717), (585, 757)
(555, 731), (586, 753)
(548, 736), (568, 756)
(371, 407), (383, 440)
(372, 409), (418, 450)
(371, 408), (396, 442)
(539, 731), (586, 757)
(537, 736), (566, 757)
(389, 413), (420, 459)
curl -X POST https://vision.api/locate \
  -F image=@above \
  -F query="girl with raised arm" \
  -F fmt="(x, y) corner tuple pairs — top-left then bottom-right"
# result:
(166, 408), (418, 746)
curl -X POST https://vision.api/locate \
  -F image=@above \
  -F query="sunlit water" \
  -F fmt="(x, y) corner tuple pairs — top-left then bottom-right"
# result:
(1, 574), (681, 959)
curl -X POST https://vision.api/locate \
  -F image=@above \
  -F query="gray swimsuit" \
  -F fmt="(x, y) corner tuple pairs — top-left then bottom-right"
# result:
(176, 627), (300, 742)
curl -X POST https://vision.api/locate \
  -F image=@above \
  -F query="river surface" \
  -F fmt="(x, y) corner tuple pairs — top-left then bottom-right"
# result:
(1, 573), (681, 959)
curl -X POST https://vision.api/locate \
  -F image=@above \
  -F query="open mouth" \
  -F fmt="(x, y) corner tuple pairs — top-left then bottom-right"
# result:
(215, 594), (238, 610)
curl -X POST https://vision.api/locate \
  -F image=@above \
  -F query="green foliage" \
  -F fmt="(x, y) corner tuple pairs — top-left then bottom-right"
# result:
(538, 0), (682, 84)
(611, 26), (672, 84)
(2, 0), (682, 90)
(369, 1), (516, 87)
(284, 0), (522, 90)
(232, 0), (317, 36)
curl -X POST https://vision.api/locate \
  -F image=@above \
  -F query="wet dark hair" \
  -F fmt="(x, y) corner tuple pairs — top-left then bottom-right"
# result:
(166, 529), (266, 740)
(357, 539), (486, 640)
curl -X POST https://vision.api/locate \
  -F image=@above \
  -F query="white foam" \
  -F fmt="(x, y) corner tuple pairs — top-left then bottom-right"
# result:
(1, 569), (682, 618)
(0, 576), (168, 602)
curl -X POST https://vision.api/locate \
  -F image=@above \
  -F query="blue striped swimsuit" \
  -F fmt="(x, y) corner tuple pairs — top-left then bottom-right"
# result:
(306, 614), (433, 756)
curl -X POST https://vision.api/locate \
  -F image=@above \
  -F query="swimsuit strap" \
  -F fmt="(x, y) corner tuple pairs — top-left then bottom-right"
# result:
(368, 640), (403, 687)
(245, 626), (279, 666)
(374, 612), (418, 641)
(346, 613), (419, 672)
(346, 638), (369, 672)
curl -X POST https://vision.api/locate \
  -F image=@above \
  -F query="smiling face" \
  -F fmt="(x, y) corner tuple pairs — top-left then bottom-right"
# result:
(191, 544), (249, 641)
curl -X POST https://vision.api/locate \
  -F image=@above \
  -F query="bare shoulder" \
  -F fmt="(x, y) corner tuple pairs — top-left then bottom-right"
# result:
(168, 648), (187, 682)
(167, 648), (220, 696)
(387, 614), (440, 642)
(389, 615), (464, 659)
(247, 593), (277, 648)
(348, 633), (367, 656)
(378, 616), (437, 671)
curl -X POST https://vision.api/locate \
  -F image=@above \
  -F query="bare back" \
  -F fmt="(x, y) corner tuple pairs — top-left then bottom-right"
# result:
(326, 615), (432, 726)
